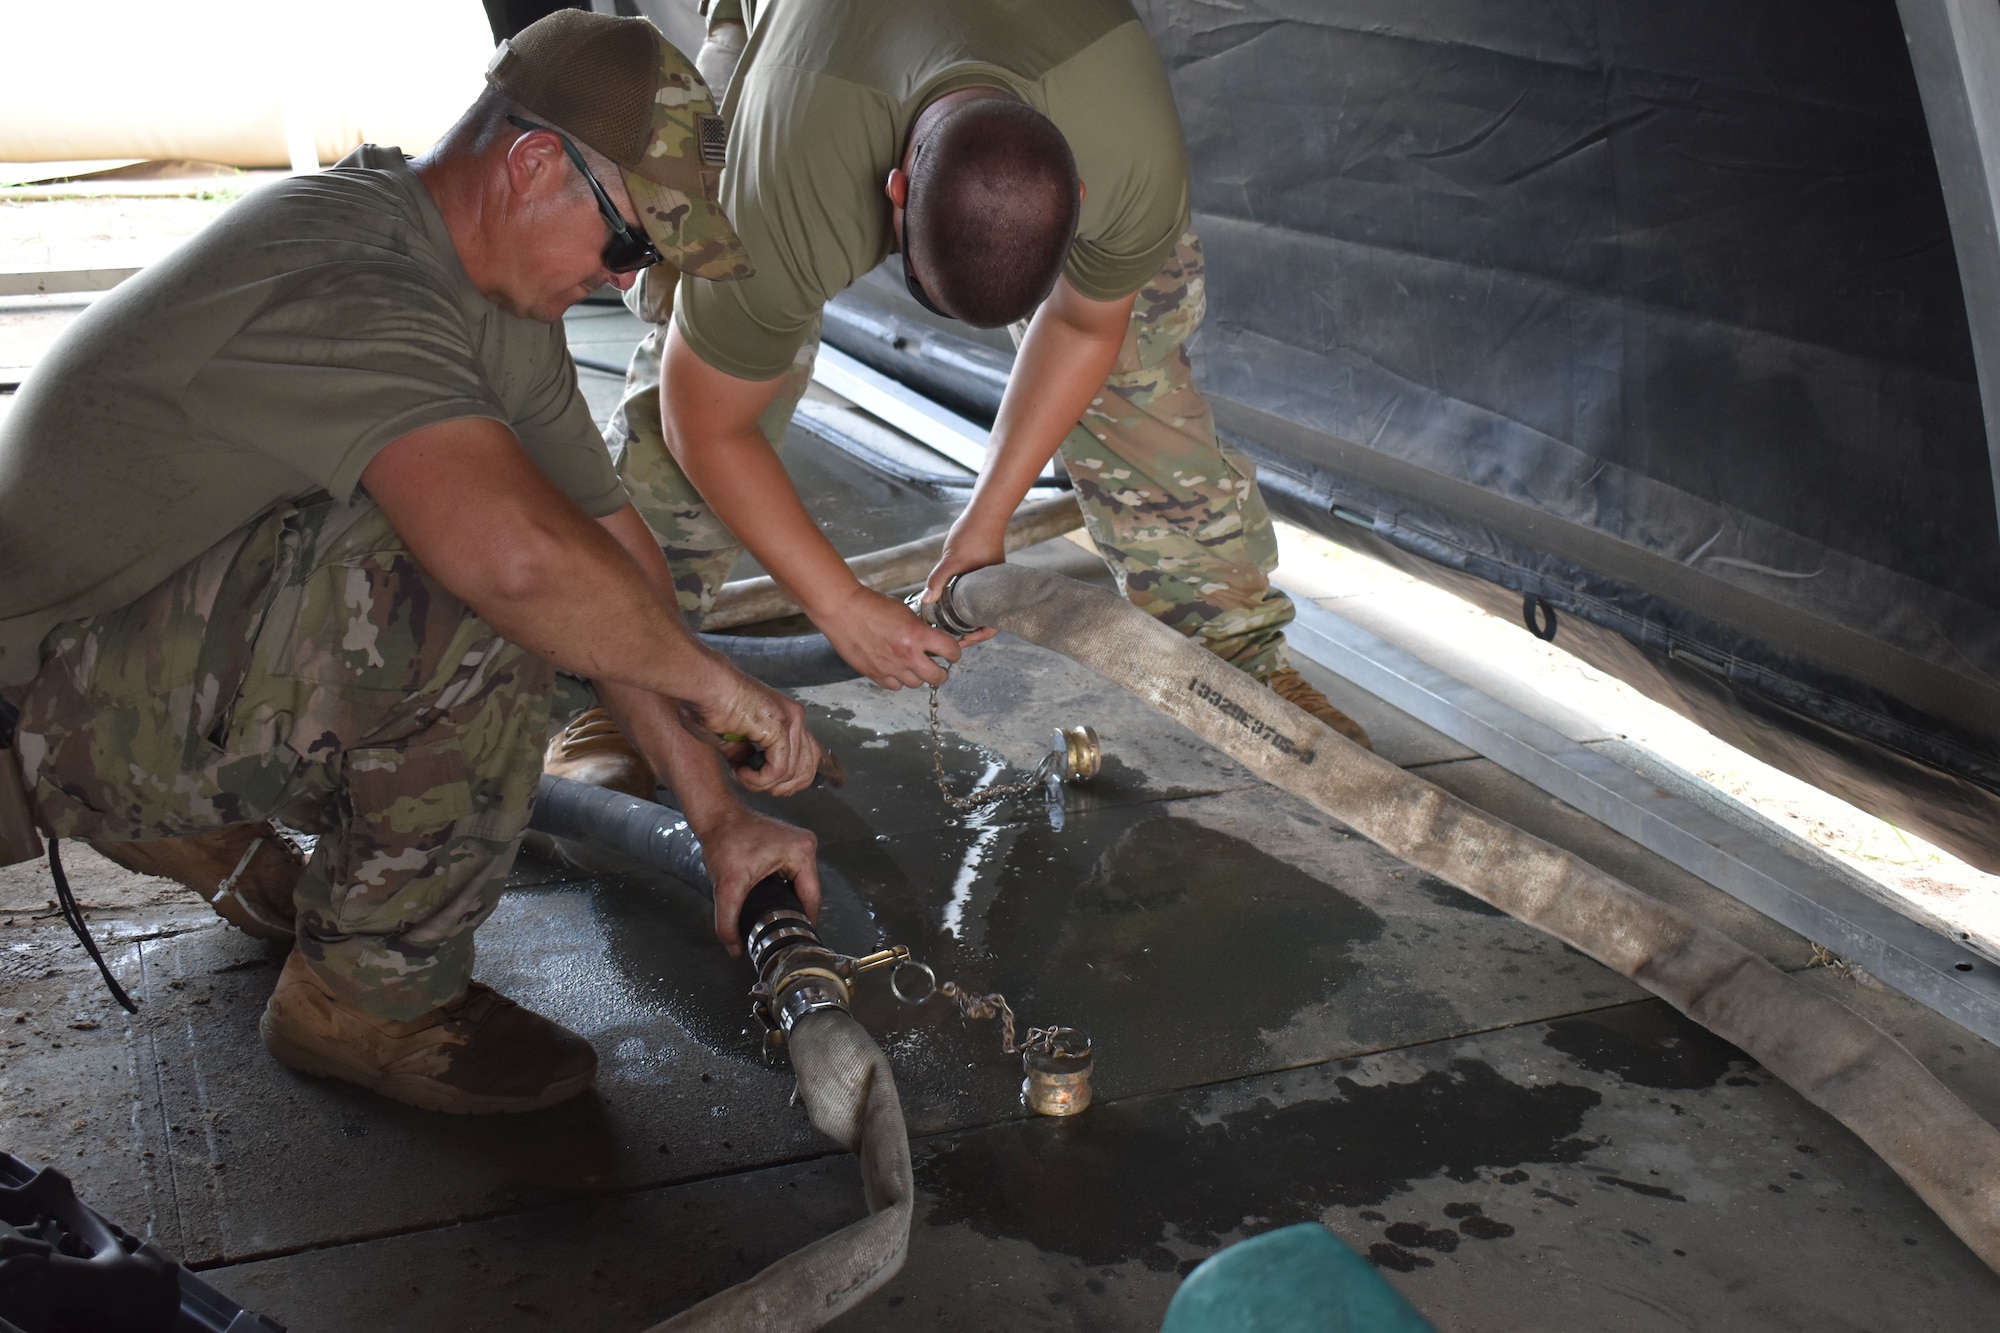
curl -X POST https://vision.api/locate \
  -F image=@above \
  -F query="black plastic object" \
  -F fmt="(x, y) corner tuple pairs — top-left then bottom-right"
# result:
(44, 841), (137, 1015)
(1523, 594), (1559, 643)
(698, 631), (860, 689)
(0, 1151), (283, 1333)
(737, 873), (808, 951)
(821, 294), (1009, 428)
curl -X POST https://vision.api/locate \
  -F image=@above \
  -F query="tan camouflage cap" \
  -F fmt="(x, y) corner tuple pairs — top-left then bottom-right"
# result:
(486, 9), (752, 282)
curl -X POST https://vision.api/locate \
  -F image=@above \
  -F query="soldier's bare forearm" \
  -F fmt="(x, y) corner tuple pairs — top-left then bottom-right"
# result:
(363, 417), (725, 703)
(972, 280), (1134, 532)
(657, 325), (863, 622)
(926, 280), (1135, 600)
(595, 680), (735, 819)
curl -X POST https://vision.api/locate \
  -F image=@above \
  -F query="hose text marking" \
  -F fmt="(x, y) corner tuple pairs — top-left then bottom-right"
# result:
(1187, 677), (1316, 764)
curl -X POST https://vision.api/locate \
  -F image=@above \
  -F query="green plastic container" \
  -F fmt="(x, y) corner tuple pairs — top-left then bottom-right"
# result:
(1160, 1224), (1439, 1333)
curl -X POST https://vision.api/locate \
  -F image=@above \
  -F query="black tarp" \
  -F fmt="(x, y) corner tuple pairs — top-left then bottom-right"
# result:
(826, 0), (2000, 870)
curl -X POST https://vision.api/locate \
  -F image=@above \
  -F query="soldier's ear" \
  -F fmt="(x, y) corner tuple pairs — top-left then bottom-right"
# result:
(505, 129), (568, 203)
(885, 167), (909, 210)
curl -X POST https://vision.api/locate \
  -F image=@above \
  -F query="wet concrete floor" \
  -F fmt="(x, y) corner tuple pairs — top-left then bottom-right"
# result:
(4, 303), (2000, 1328)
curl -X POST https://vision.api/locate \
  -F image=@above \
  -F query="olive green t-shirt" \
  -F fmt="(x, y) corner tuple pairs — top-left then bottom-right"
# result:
(675, 0), (1190, 381)
(0, 145), (626, 687)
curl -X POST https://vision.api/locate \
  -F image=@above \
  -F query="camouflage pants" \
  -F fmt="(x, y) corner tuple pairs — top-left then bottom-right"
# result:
(13, 498), (555, 1021)
(609, 229), (1295, 677)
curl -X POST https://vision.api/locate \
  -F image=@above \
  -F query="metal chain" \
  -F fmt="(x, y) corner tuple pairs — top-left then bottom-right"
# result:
(938, 981), (1020, 1052)
(926, 683), (1057, 812)
(894, 969), (1060, 1057)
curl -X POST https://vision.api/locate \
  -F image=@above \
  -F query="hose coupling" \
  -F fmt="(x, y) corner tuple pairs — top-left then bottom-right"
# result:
(740, 876), (915, 1046)
(755, 970), (850, 1040)
(918, 573), (982, 638)
(741, 878), (846, 1045)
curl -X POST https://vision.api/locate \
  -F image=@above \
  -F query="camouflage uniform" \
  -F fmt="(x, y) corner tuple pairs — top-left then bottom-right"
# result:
(610, 229), (1296, 678)
(12, 498), (554, 1022)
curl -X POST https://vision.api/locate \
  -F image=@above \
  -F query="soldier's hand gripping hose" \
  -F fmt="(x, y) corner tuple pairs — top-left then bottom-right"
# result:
(676, 650), (824, 796)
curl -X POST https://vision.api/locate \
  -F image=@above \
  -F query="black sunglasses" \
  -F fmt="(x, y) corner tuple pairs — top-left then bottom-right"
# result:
(899, 133), (953, 318)
(902, 245), (953, 319)
(509, 116), (663, 274)
(902, 257), (954, 319)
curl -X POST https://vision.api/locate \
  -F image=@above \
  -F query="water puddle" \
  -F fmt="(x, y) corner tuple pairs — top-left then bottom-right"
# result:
(1542, 1002), (1754, 1089)
(555, 697), (1376, 1094)
(919, 1058), (1601, 1269)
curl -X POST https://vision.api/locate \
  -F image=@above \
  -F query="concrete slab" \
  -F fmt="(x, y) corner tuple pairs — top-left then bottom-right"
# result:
(0, 922), (177, 1254)
(208, 1001), (2000, 1333)
(1, 845), (227, 1258)
(2, 643), (1831, 1285)
(866, 1004), (2000, 1333)
(811, 781), (1669, 1107)
(116, 898), (821, 1265)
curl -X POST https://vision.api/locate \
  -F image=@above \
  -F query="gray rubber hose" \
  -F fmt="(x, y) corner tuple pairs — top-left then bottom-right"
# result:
(528, 777), (915, 1329)
(529, 776), (709, 885)
(939, 563), (2000, 1274)
(698, 632), (859, 689)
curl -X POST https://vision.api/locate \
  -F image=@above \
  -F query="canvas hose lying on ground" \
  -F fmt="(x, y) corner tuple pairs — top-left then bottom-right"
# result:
(529, 777), (913, 1332)
(929, 563), (2000, 1274)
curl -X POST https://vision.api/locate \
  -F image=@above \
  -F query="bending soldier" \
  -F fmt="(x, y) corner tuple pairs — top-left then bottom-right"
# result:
(595, 0), (1374, 747)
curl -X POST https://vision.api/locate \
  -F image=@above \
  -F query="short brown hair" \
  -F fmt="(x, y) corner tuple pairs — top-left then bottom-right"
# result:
(906, 100), (1079, 328)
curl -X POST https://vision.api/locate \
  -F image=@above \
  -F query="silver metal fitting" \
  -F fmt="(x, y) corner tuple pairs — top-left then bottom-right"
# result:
(773, 976), (849, 1033)
(926, 574), (981, 637)
(744, 907), (813, 975)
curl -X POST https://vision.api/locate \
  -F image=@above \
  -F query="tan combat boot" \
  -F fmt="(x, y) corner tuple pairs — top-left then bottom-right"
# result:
(544, 707), (656, 799)
(90, 822), (302, 941)
(1265, 667), (1374, 751)
(260, 950), (597, 1114)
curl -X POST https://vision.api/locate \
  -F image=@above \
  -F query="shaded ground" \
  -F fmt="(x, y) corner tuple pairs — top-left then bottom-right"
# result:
(6, 607), (1999, 1330)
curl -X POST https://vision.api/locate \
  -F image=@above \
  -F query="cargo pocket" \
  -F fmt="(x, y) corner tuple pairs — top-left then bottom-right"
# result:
(329, 740), (479, 927)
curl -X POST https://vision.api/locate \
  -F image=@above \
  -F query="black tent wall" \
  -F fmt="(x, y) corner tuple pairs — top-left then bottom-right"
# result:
(1136, 0), (2000, 870)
